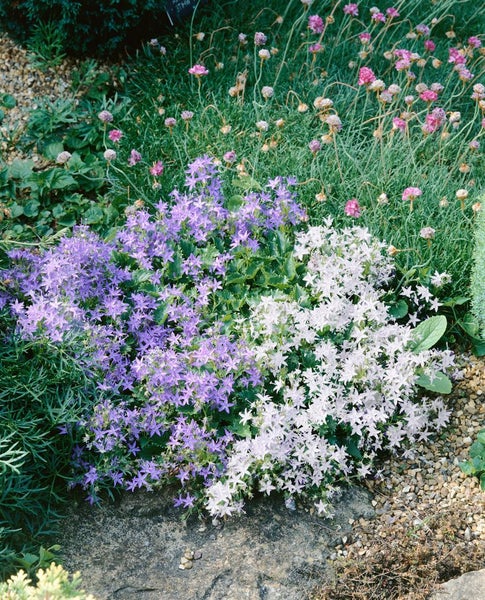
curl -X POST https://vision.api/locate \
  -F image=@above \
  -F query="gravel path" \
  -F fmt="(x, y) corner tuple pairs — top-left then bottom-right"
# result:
(1, 32), (485, 599)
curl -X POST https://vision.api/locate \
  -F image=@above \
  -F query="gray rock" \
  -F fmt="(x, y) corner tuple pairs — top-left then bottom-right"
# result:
(430, 569), (485, 600)
(58, 487), (374, 600)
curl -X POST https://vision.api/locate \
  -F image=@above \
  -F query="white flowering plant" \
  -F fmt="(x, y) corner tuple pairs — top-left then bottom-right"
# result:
(206, 219), (455, 518)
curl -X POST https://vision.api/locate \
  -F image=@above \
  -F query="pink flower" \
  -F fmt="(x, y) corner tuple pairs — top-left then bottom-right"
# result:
(416, 23), (430, 37)
(343, 3), (359, 17)
(308, 15), (324, 34)
(308, 139), (321, 154)
(108, 129), (123, 142)
(392, 117), (406, 131)
(448, 47), (466, 65)
(402, 187), (422, 202)
(395, 59), (411, 71)
(98, 110), (113, 123)
(344, 198), (361, 217)
(149, 161), (164, 176)
(309, 43), (323, 54)
(359, 32), (371, 44)
(254, 32), (267, 46)
(128, 149), (142, 166)
(423, 107), (446, 133)
(468, 36), (481, 49)
(188, 64), (209, 77)
(386, 7), (399, 18)
(371, 11), (386, 23)
(420, 89), (438, 103)
(424, 39), (436, 52)
(358, 66), (376, 86)
(223, 150), (237, 164)
(164, 117), (177, 128)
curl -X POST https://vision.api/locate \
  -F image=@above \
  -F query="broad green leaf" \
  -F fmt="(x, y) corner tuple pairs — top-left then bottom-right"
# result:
(44, 142), (65, 160)
(0, 109), (4, 122)
(410, 315), (447, 353)
(83, 205), (104, 224)
(476, 431), (485, 445)
(58, 213), (77, 227)
(9, 203), (24, 218)
(48, 169), (77, 190)
(388, 299), (408, 319)
(469, 440), (485, 459)
(459, 312), (480, 338)
(460, 461), (476, 476)
(480, 473), (485, 491)
(8, 159), (34, 180)
(23, 200), (40, 217)
(416, 371), (452, 394)
(472, 339), (485, 357)
(284, 256), (296, 280)
(227, 194), (244, 211)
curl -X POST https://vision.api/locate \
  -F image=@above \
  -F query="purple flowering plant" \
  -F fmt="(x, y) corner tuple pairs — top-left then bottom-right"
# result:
(1, 156), (306, 509)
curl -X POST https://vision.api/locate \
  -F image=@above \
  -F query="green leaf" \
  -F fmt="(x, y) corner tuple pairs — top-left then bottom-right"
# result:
(9, 203), (24, 218)
(227, 194), (244, 211)
(409, 315), (447, 353)
(58, 213), (77, 227)
(469, 440), (485, 459)
(23, 200), (40, 217)
(44, 142), (65, 160)
(460, 460), (476, 476)
(8, 159), (34, 180)
(472, 339), (485, 357)
(480, 473), (485, 491)
(48, 169), (77, 190)
(476, 431), (485, 445)
(442, 296), (469, 307)
(232, 175), (262, 191)
(0, 109), (4, 122)
(459, 312), (480, 338)
(389, 299), (408, 319)
(83, 205), (104, 224)
(284, 255), (296, 280)
(416, 371), (452, 394)
(1, 94), (17, 109)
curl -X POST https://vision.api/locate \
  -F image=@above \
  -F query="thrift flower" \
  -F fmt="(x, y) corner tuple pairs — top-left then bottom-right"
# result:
(424, 40), (436, 52)
(108, 129), (123, 142)
(258, 49), (271, 61)
(309, 43), (323, 54)
(256, 120), (269, 132)
(56, 151), (72, 165)
(103, 149), (117, 161)
(359, 32), (371, 44)
(188, 64), (209, 77)
(343, 3), (359, 17)
(223, 151), (237, 164)
(128, 149), (142, 166)
(468, 36), (481, 48)
(181, 110), (194, 121)
(308, 15), (324, 34)
(254, 32), (267, 46)
(386, 7), (399, 18)
(308, 139), (321, 154)
(98, 110), (113, 123)
(420, 89), (438, 103)
(149, 161), (164, 176)
(358, 66), (376, 86)
(344, 198), (361, 217)
(402, 187), (422, 211)
(261, 86), (274, 99)
(420, 227), (436, 245)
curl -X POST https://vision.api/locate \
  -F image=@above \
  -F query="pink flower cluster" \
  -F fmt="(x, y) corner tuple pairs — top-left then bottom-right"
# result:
(308, 14), (324, 34)
(358, 66), (376, 86)
(343, 3), (358, 17)
(188, 64), (209, 77)
(344, 198), (361, 217)
(423, 107), (446, 134)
